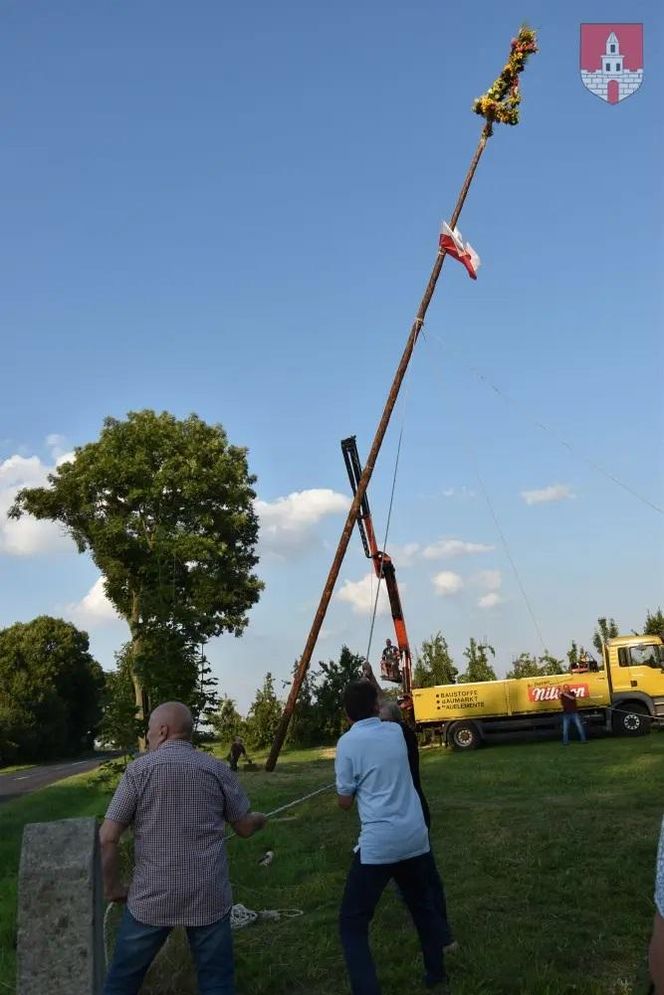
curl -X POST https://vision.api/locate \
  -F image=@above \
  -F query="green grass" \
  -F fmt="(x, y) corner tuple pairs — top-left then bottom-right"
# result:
(0, 765), (35, 776)
(1, 737), (663, 994)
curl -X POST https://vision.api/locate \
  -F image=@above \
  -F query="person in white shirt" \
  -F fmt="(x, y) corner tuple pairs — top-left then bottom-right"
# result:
(335, 680), (450, 994)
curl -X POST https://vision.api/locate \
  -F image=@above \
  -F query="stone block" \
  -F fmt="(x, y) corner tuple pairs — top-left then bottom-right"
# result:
(17, 817), (104, 995)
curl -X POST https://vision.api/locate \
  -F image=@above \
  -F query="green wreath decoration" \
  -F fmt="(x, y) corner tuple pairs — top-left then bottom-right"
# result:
(473, 25), (538, 130)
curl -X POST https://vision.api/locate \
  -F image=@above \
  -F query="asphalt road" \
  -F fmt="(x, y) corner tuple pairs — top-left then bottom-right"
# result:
(0, 754), (115, 804)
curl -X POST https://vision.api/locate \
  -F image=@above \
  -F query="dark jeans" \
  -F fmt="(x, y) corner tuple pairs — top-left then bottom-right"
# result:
(562, 712), (586, 745)
(103, 907), (234, 995)
(339, 850), (446, 995)
(394, 847), (454, 946)
(425, 848), (454, 948)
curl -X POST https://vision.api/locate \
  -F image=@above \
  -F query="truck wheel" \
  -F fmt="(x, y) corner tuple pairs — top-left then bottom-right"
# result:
(450, 722), (481, 751)
(612, 702), (650, 737)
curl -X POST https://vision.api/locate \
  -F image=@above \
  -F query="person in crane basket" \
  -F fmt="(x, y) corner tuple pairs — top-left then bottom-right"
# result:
(380, 638), (402, 683)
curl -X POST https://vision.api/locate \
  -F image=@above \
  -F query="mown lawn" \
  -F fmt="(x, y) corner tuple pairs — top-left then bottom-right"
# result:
(1, 736), (663, 994)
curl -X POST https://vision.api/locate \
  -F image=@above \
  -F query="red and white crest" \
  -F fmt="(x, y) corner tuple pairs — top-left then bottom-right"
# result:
(580, 24), (643, 105)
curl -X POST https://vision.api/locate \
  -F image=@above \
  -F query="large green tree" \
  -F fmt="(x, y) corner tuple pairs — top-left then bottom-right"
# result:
(9, 410), (262, 735)
(412, 632), (458, 688)
(0, 616), (103, 763)
(458, 638), (497, 683)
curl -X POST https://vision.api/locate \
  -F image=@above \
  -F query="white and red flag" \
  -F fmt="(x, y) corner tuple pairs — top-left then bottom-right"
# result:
(439, 222), (481, 280)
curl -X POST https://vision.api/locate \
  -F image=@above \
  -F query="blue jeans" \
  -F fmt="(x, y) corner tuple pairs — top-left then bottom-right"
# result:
(103, 907), (234, 995)
(339, 850), (446, 995)
(562, 713), (586, 745)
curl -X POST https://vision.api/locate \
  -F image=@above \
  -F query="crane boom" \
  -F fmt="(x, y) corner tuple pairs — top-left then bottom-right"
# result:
(341, 436), (412, 696)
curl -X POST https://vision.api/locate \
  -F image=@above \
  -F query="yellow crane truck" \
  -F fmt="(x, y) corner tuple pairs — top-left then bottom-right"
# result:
(412, 635), (664, 750)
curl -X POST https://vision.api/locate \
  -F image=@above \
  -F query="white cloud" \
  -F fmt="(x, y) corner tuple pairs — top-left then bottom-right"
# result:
(442, 486), (476, 499)
(432, 571), (463, 596)
(520, 483), (575, 506)
(0, 452), (71, 556)
(46, 434), (69, 460)
(336, 573), (392, 617)
(478, 592), (504, 609)
(387, 542), (421, 567)
(423, 538), (494, 560)
(476, 569), (502, 592)
(66, 577), (120, 626)
(255, 488), (350, 555)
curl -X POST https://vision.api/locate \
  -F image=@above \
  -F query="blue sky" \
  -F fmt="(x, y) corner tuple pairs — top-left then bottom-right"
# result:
(1, 1), (662, 711)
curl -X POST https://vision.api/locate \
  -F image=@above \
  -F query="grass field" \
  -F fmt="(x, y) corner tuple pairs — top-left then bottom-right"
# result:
(1, 735), (663, 994)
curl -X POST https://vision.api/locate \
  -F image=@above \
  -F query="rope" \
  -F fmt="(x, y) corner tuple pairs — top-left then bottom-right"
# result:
(422, 333), (549, 654)
(103, 781), (334, 966)
(365, 425), (404, 665)
(103, 901), (305, 966)
(230, 904), (304, 930)
(425, 332), (664, 517)
(260, 781), (336, 821)
(365, 375), (412, 666)
(473, 465), (548, 654)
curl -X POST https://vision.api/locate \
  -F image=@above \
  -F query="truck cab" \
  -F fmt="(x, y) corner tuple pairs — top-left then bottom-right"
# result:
(604, 635), (664, 734)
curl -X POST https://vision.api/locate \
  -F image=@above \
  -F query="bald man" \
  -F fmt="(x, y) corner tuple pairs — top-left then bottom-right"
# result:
(100, 701), (266, 995)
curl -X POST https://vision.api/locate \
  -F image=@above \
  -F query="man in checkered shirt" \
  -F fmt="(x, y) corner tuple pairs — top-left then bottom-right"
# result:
(99, 701), (266, 995)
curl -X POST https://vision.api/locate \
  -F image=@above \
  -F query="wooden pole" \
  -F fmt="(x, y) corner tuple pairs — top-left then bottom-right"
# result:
(265, 124), (493, 770)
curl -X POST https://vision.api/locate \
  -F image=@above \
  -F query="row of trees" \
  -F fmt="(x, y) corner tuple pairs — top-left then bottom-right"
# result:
(1, 607), (662, 762)
(411, 610), (664, 688)
(206, 609), (664, 753)
(208, 647), (365, 751)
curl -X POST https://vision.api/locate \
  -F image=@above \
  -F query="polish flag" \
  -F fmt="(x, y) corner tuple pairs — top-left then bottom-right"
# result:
(439, 222), (481, 280)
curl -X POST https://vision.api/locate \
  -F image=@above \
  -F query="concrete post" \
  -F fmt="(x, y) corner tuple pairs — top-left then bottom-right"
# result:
(17, 817), (105, 995)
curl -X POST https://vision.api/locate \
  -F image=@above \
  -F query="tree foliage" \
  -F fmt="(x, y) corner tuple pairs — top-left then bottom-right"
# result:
(592, 617), (619, 654)
(9, 410), (262, 737)
(288, 666), (321, 749)
(458, 638), (497, 683)
(644, 608), (664, 640)
(207, 695), (244, 746)
(412, 632), (458, 688)
(0, 616), (103, 764)
(245, 673), (283, 748)
(505, 651), (565, 680)
(218, 646), (365, 752)
(313, 646), (365, 742)
(98, 654), (142, 756)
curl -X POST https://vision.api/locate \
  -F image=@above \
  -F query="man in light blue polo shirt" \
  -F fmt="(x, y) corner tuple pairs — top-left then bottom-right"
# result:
(335, 680), (449, 994)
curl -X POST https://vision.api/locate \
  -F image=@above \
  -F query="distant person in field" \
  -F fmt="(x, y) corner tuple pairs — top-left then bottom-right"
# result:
(559, 685), (587, 745)
(228, 736), (248, 772)
(650, 816), (664, 993)
(379, 700), (456, 952)
(99, 701), (266, 995)
(336, 680), (449, 994)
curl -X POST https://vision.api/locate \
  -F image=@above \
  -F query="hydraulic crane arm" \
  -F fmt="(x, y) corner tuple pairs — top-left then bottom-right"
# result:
(341, 436), (412, 694)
